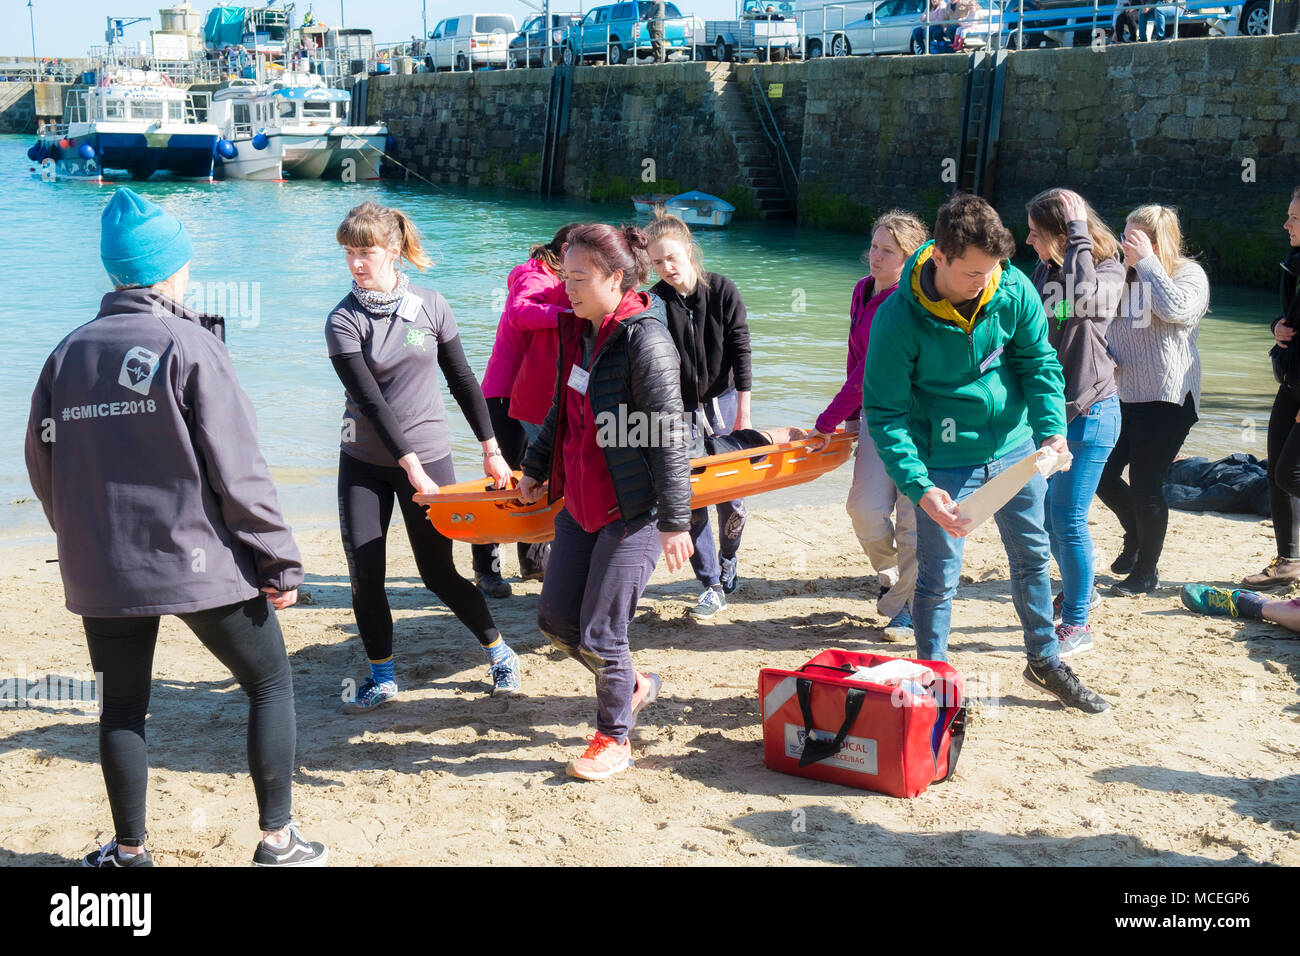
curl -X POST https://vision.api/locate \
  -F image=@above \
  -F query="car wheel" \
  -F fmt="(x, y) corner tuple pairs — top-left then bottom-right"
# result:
(807, 38), (823, 58)
(910, 31), (926, 54)
(714, 38), (730, 61)
(563, 45), (577, 66)
(508, 51), (521, 69)
(455, 54), (468, 71)
(1241, 0), (1272, 35)
(831, 34), (850, 56)
(609, 40), (626, 64)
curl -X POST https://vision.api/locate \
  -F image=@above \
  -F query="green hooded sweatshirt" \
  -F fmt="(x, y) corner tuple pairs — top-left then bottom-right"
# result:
(861, 240), (1066, 505)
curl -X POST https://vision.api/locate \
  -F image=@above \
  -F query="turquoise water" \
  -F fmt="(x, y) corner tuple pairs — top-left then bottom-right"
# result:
(0, 133), (1281, 538)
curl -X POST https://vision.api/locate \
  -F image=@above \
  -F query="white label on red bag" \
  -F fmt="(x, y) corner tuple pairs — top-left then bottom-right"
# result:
(784, 724), (878, 775)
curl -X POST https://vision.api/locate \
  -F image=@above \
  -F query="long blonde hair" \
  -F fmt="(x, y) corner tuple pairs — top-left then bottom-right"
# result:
(1125, 204), (1193, 277)
(643, 211), (709, 290)
(1026, 189), (1120, 267)
(860, 209), (929, 265)
(335, 201), (434, 271)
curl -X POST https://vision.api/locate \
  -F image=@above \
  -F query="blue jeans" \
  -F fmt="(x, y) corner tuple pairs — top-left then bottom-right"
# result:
(1044, 396), (1120, 626)
(1140, 7), (1167, 39)
(688, 388), (747, 588)
(913, 439), (1058, 667)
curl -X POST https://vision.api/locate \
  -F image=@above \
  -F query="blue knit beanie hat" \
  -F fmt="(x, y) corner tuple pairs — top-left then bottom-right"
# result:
(100, 187), (194, 288)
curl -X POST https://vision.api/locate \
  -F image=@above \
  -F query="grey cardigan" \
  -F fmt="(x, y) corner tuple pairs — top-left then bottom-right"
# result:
(25, 289), (302, 616)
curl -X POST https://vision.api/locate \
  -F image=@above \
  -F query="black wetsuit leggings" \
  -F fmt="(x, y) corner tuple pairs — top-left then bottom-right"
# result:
(1267, 384), (1300, 559)
(1095, 393), (1197, 574)
(338, 450), (499, 662)
(83, 595), (295, 843)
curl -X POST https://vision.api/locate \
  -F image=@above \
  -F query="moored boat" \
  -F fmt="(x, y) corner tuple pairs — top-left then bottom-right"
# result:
(32, 67), (220, 182)
(209, 78), (285, 180)
(269, 71), (387, 181)
(664, 190), (735, 228)
(631, 193), (676, 217)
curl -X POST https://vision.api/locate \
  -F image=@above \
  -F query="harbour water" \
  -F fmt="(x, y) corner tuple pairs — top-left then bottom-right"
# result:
(0, 134), (1281, 539)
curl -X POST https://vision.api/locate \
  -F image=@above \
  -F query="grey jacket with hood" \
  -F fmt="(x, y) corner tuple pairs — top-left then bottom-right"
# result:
(25, 289), (302, 617)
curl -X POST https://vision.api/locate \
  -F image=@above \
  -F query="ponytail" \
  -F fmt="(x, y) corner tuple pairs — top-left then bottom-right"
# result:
(336, 201), (434, 271)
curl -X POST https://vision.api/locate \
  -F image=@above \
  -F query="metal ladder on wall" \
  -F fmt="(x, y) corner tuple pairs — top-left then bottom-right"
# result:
(540, 65), (574, 197)
(955, 49), (1008, 198)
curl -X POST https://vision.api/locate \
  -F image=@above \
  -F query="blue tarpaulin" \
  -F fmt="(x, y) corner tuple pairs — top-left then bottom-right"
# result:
(204, 7), (247, 48)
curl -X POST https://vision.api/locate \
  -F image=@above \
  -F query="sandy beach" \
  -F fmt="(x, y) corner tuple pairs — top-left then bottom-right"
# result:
(2, 493), (1298, 867)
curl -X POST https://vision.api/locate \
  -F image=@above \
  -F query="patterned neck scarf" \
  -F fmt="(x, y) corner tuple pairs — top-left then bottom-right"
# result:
(351, 270), (410, 317)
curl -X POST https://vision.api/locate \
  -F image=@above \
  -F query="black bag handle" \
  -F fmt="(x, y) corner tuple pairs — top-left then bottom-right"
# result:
(798, 662), (855, 676)
(935, 706), (967, 784)
(795, 677), (867, 769)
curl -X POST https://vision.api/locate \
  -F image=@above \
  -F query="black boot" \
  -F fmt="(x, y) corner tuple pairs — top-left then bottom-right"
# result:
(472, 543), (511, 598)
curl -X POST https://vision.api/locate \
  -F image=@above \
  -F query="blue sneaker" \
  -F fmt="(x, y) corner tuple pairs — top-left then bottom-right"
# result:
(1055, 622), (1094, 658)
(883, 606), (913, 642)
(342, 677), (398, 714)
(488, 649), (522, 695)
(1180, 584), (1242, 618)
(720, 556), (740, 595)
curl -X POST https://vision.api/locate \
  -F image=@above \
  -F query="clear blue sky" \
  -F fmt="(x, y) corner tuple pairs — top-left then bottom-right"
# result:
(16, 0), (746, 56)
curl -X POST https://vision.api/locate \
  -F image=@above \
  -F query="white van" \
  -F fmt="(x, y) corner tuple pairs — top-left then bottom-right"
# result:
(425, 13), (518, 71)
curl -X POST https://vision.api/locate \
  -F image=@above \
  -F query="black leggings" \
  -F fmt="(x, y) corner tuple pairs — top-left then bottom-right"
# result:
(338, 450), (499, 662)
(1095, 394), (1198, 573)
(471, 396), (533, 575)
(83, 595), (295, 843)
(1267, 385), (1300, 558)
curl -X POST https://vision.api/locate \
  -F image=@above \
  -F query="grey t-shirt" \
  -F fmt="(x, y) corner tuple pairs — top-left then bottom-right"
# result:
(325, 285), (459, 467)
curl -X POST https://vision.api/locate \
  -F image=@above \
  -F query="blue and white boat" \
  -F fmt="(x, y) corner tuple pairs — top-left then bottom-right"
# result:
(664, 190), (735, 229)
(33, 67), (220, 182)
(210, 78), (285, 180)
(269, 71), (387, 181)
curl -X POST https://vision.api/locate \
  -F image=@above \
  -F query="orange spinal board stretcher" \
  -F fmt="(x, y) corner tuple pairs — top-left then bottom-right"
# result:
(415, 430), (856, 545)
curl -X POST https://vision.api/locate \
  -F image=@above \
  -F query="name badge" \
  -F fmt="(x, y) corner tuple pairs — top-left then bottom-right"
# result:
(396, 292), (422, 322)
(567, 365), (590, 396)
(978, 345), (1004, 374)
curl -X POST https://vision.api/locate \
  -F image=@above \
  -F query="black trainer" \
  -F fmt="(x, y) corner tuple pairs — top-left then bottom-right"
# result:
(83, 839), (153, 867)
(475, 570), (512, 598)
(1110, 569), (1160, 597)
(1023, 661), (1110, 714)
(252, 824), (328, 867)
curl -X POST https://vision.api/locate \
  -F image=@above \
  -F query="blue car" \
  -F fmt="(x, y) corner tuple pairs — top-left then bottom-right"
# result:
(562, 1), (694, 65)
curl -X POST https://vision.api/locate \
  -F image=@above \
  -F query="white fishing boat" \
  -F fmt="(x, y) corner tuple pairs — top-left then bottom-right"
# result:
(664, 190), (735, 229)
(209, 78), (284, 180)
(269, 71), (387, 181)
(631, 193), (675, 217)
(32, 67), (220, 182)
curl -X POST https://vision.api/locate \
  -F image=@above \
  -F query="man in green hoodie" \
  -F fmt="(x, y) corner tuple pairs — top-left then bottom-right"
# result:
(862, 194), (1109, 714)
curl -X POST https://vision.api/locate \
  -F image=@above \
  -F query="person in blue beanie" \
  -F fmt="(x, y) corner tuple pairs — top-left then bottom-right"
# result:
(25, 187), (328, 867)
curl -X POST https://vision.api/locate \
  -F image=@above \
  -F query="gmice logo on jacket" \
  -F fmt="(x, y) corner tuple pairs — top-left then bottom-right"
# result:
(117, 346), (160, 396)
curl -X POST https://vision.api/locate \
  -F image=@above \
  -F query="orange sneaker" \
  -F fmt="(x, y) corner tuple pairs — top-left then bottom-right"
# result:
(566, 732), (632, 781)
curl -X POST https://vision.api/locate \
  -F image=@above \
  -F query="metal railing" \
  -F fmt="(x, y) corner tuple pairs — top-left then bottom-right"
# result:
(793, 0), (1275, 56)
(748, 69), (800, 198)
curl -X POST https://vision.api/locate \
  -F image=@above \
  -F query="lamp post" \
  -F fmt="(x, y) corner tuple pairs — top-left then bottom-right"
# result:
(339, 1), (345, 28)
(28, 0), (37, 65)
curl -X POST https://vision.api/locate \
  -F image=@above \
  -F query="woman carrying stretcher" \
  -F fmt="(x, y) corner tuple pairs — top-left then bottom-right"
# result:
(517, 223), (693, 781)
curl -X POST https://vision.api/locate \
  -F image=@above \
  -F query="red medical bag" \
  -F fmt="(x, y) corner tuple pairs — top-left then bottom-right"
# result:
(759, 648), (967, 798)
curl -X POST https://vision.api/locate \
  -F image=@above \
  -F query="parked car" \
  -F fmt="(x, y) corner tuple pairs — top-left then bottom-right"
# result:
(510, 12), (582, 66)
(815, 0), (1002, 55)
(701, 0), (802, 61)
(425, 13), (518, 71)
(1000, 0), (1251, 47)
(562, 1), (694, 65)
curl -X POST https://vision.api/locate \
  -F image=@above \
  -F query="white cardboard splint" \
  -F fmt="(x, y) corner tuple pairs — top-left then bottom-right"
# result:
(953, 447), (1072, 533)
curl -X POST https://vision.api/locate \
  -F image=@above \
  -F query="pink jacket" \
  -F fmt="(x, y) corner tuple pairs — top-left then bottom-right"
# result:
(508, 259), (570, 425)
(480, 259), (570, 409)
(815, 275), (897, 435)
